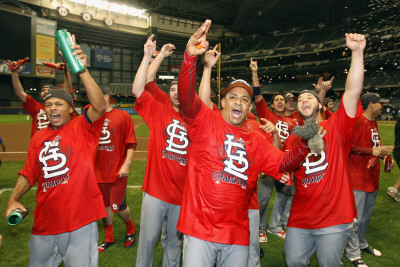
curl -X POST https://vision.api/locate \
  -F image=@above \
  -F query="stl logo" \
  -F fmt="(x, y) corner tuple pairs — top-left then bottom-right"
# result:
(222, 134), (249, 181)
(165, 119), (189, 155)
(37, 109), (50, 130)
(99, 119), (111, 144)
(303, 151), (329, 175)
(39, 136), (70, 179)
(276, 120), (290, 142)
(370, 128), (380, 148)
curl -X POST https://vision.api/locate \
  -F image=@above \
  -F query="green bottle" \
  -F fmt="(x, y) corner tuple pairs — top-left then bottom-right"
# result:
(7, 208), (28, 226)
(55, 29), (86, 75)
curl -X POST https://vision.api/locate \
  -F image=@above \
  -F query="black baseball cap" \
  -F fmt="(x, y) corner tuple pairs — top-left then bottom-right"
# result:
(360, 92), (389, 109)
(44, 89), (73, 105)
(299, 90), (322, 104)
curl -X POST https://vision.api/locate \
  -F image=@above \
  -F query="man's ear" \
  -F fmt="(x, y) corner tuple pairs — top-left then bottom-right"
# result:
(221, 98), (226, 109)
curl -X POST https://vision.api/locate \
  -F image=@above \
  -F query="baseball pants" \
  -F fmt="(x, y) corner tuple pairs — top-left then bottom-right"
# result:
(29, 222), (98, 267)
(183, 235), (248, 267)
(284, 224), (352, 267)
(346, 190), (378, 260)
(248, 208), (260, 267)
(269, 182), (294, 233)
(136, 192), (182, 267)
(258, 174), (274, 232)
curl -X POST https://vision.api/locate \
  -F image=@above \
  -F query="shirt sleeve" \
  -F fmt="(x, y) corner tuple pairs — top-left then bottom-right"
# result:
(255, 97), (274, 124)
(19, 136), (41, 186)
(145, 81), (170, 105)
(178, 52), (203, 119)
(23, 94), (42, 117)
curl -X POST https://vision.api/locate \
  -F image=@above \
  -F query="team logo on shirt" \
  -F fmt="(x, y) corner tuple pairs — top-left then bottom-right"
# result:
(276, 120), (290, 142)
(37, 109), (50, 130)
(99, 119), (115, 151)
(370, 128), (380, 148)
(212, 134), (249, 189)
(38, 135), (70, 192)
(162, 119), (189, 166)
(301, 151), (329, 187)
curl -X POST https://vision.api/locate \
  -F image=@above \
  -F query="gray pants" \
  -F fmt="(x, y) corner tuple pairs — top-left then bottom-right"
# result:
(248, 209), (260, 267)
(29, 222), (98, 267)
(346, 190), (378, 260)
(269, 183), (294, 233)
(183, 235), (248, 267)
(136, 192), (182, 267)
(258, 175), (274, 231)
(284, 224), (352, 267)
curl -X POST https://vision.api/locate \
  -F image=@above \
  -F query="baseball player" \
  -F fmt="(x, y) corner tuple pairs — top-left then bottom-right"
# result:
(283, 33), (366, 267)
(345, 92), (393, 266)
(4, 60), (74, 137)
(284, 92), (304, 125)
(199, 45), (282, 267)
(132, 35), (189, 267)
(251, 58), (297, 241)
(176, 20), (315, 267)
(388, 119), (400, 202)
(4, 39), (107, 266)
(95, 86), (137, 253)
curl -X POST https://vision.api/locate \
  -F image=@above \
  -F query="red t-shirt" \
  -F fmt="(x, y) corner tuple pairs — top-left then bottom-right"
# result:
(283, 100), (363, 229)
(177, 103), (285, 246)
(95, 108), (137, 183)
(286, 110), (304, 125)
(19, 106), (106, 235)
(23, 94), (49, 137)
(348, 115), (381, 192)
(134, 90), (189, 205)
(255, 98), (297, 144)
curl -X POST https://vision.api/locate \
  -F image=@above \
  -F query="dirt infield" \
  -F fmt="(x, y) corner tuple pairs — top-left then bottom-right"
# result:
(0, 118), (148, 161)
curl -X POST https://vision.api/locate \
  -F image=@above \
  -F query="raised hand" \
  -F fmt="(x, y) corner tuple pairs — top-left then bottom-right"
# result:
(345, 33), (366, 52)
(250, 58), (258, 72)
(186, 19), (211, 56)
(313, 76), (335, 92)
(204, 45), (221, 68)
(160, 43), (175, 57)
(144, 34), (157, 58)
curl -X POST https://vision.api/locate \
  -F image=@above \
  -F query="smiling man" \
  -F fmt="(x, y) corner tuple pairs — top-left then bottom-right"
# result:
(282, 33), (367, 267)
(5, 41), (106, 267)
(176, 20), (313, 267)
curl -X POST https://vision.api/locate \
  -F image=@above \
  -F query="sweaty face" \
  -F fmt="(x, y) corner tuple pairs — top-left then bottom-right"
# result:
(271, 95), (286, 113)
(297, 93), (321, 119)
(169, 84), (180, 110)
(286, 97), (295, 111)
(44, 97), (73, 129)
(221, 87), (252, 127)
(41, 86), (51, 100)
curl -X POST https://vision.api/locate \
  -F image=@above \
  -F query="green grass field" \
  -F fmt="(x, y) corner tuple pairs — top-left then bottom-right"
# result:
(0, 117), (399, 266)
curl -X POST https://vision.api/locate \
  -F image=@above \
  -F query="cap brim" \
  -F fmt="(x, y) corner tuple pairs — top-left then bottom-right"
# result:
(222, 82), (253, 97)
(379, 99), (390, 104)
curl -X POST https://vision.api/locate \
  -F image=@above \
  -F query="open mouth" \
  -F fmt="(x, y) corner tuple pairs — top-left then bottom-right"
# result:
(232, 109), (242, 118)
(50, 114), (61, 123)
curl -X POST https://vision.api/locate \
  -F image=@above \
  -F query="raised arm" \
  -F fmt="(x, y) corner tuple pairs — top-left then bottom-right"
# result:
(4, 60), (27, 102)
(343, 33), (366, 118)
(4, 175), (32, 218)
(199, 45), (220, 109)
(147, 43), (175, 83)
(250, 58), (263, 103)
(71, 35), (105, 122)
(178, 20), (211, 118)
(62, 62), (73, 94)
(132, 35), (156, 99)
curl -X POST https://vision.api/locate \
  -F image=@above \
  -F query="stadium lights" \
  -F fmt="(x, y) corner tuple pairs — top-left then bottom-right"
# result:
(67, 0), (148, 19)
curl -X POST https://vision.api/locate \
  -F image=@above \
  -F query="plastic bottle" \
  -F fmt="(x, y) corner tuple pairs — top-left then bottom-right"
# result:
(43, 62), (64, 71)
(55, 29), (85, 75)
(366, 156), (379, 170)
(10, 57), (29, 71)
(384, 153), (392, 173)
(7, 208), (28, 226)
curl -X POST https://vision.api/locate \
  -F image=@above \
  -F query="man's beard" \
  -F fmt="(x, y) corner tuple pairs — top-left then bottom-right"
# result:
(300, 105), (320, 119)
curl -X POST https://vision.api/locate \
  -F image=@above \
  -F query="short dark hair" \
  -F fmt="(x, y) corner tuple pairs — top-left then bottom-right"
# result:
(270, 92), (286, 105)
